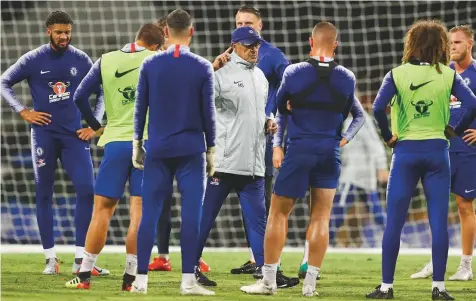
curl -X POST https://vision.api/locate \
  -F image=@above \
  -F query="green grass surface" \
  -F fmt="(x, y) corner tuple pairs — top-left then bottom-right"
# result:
(1, 252), (475, 300)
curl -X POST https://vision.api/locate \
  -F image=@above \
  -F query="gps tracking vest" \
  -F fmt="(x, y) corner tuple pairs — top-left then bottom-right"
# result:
(391, 62), (455, 141)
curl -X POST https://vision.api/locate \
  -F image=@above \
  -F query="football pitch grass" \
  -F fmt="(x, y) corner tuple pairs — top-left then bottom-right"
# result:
(2, 252), (475, 301)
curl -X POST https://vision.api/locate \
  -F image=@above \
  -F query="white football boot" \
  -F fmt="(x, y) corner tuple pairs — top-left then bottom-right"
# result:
(411, 261), (433, 279)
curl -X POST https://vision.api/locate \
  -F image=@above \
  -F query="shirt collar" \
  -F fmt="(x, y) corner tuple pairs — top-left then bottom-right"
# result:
(167, 44), (190, 52)
(121, 43), (145, 53)
(310, 56), (334, 62)
(231, 52), (256, 69)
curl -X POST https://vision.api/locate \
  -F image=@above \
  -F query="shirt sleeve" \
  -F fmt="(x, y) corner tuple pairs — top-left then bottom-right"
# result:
(342, 95), (365, 141)
(373, 71), (397, 142)
(73, 58), (103, 130)
(276, 69), (291, 115)
(451, 73), (476, 134)
(273, 111), (288, 147)
(264, 51), (290, 117)
(0, 53), (33, 112)
(201, 63), (217, 148)
(133, 62), (149, 141)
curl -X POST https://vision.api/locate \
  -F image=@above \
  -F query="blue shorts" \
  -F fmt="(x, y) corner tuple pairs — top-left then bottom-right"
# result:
(450, 153), (476, 199)
(273, 148), (341, 198)
(95, 141), (143, 199)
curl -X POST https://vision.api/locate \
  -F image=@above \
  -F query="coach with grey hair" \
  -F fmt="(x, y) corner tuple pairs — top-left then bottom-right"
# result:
(194, 26), (277, 287)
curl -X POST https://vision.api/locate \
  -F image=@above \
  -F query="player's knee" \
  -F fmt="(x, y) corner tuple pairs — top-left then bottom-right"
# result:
(457, 200), (475, 217)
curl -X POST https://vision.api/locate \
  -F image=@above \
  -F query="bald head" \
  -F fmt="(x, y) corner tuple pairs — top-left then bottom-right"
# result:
(311, 22), (337, 46)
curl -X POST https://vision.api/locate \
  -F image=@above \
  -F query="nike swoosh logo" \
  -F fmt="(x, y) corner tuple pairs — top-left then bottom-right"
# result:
(234, 81), (242, 84)
(115, 67), (139, 78)
(410, 80), (433, 91)
(41, 70), (50, 74)
(465, 189), (475, 193)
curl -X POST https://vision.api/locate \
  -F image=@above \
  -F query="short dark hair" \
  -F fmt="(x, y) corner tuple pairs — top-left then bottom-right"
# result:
(237, 5), (261, 19)
(135, 23), (164, 47)
(45, 11), (73, 27)
(166, 9), (192, 35)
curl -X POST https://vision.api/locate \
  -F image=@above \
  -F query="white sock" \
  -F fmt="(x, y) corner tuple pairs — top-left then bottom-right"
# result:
(263, 263), (278, 287)
(79, 251), (98, 273)
(380, 283), (393, 292)
(75, 246), (85, 259)
(304, 265), (319, 286)
(432, 281), (445, 291)
(461, 255), (472, 268)
(44, 247), (56, 260)
(181, 273), (196, 286)
(248, 247), (255, 263)
(302, 240), (309, 264)
(125, 254), (138, 276)
(159, 254), (169, 260)
(136, 274), (148, 287)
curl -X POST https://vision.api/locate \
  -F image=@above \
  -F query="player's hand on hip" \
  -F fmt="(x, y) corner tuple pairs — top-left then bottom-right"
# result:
(463, 129), (476, 145)
(339, 138), (348, 147)
(19, 109), (51, 125)
(266, 119), (278, 135)
(273, 146), (284, 169)
(386, 135), (398, 148)
(76, 127), (97, 141)
(212, 47), (232, 71)
(95, 127), (104, 137)
(132, 140), (146, 170)
(206, 147), (216, 177)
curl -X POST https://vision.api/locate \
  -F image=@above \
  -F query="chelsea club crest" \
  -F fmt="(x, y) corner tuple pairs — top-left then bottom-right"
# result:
(70, 67), (78, 76)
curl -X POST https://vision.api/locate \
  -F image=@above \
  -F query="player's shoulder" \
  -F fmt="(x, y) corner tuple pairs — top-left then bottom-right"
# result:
(333, 64), (356, 82)
(283, 62), (309, 77)
(260, 39), (288, 60)
(67, 45), (92, 61)
(185, 51), (213, 69)
(19, 44), (49, 62)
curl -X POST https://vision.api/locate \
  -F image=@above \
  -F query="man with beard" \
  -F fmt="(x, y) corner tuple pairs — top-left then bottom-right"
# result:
(1, 11), (107, 275)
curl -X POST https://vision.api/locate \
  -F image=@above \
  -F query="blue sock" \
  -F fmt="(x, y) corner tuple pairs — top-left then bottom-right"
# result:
(422, 151), (450, 282)
(175, 153), (206, 273)
(137, 156), (171, 274)
(196, 175), (230, 266)
(238, 177), (266, 266)
(60, 135), (95, 248)
(157, 197), (172, 255)
(382, 153), (420, 283)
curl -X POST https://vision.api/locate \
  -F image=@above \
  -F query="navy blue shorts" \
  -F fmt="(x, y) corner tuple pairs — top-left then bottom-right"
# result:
(450, 153), (476, 199)
(95, 141), (143, 199)
(273, 148), (341, 198)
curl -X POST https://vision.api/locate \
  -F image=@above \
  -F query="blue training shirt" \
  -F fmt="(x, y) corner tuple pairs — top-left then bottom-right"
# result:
(134, 44), (216, 158)
(1, 44), (104, 135)
(276, 58), (364, 154)
(449, 59), (476, 154)
(257, 39), (290, 176)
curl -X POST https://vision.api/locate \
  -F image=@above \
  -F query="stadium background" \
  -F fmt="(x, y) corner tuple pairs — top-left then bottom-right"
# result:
(1, 0), (475, 250)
